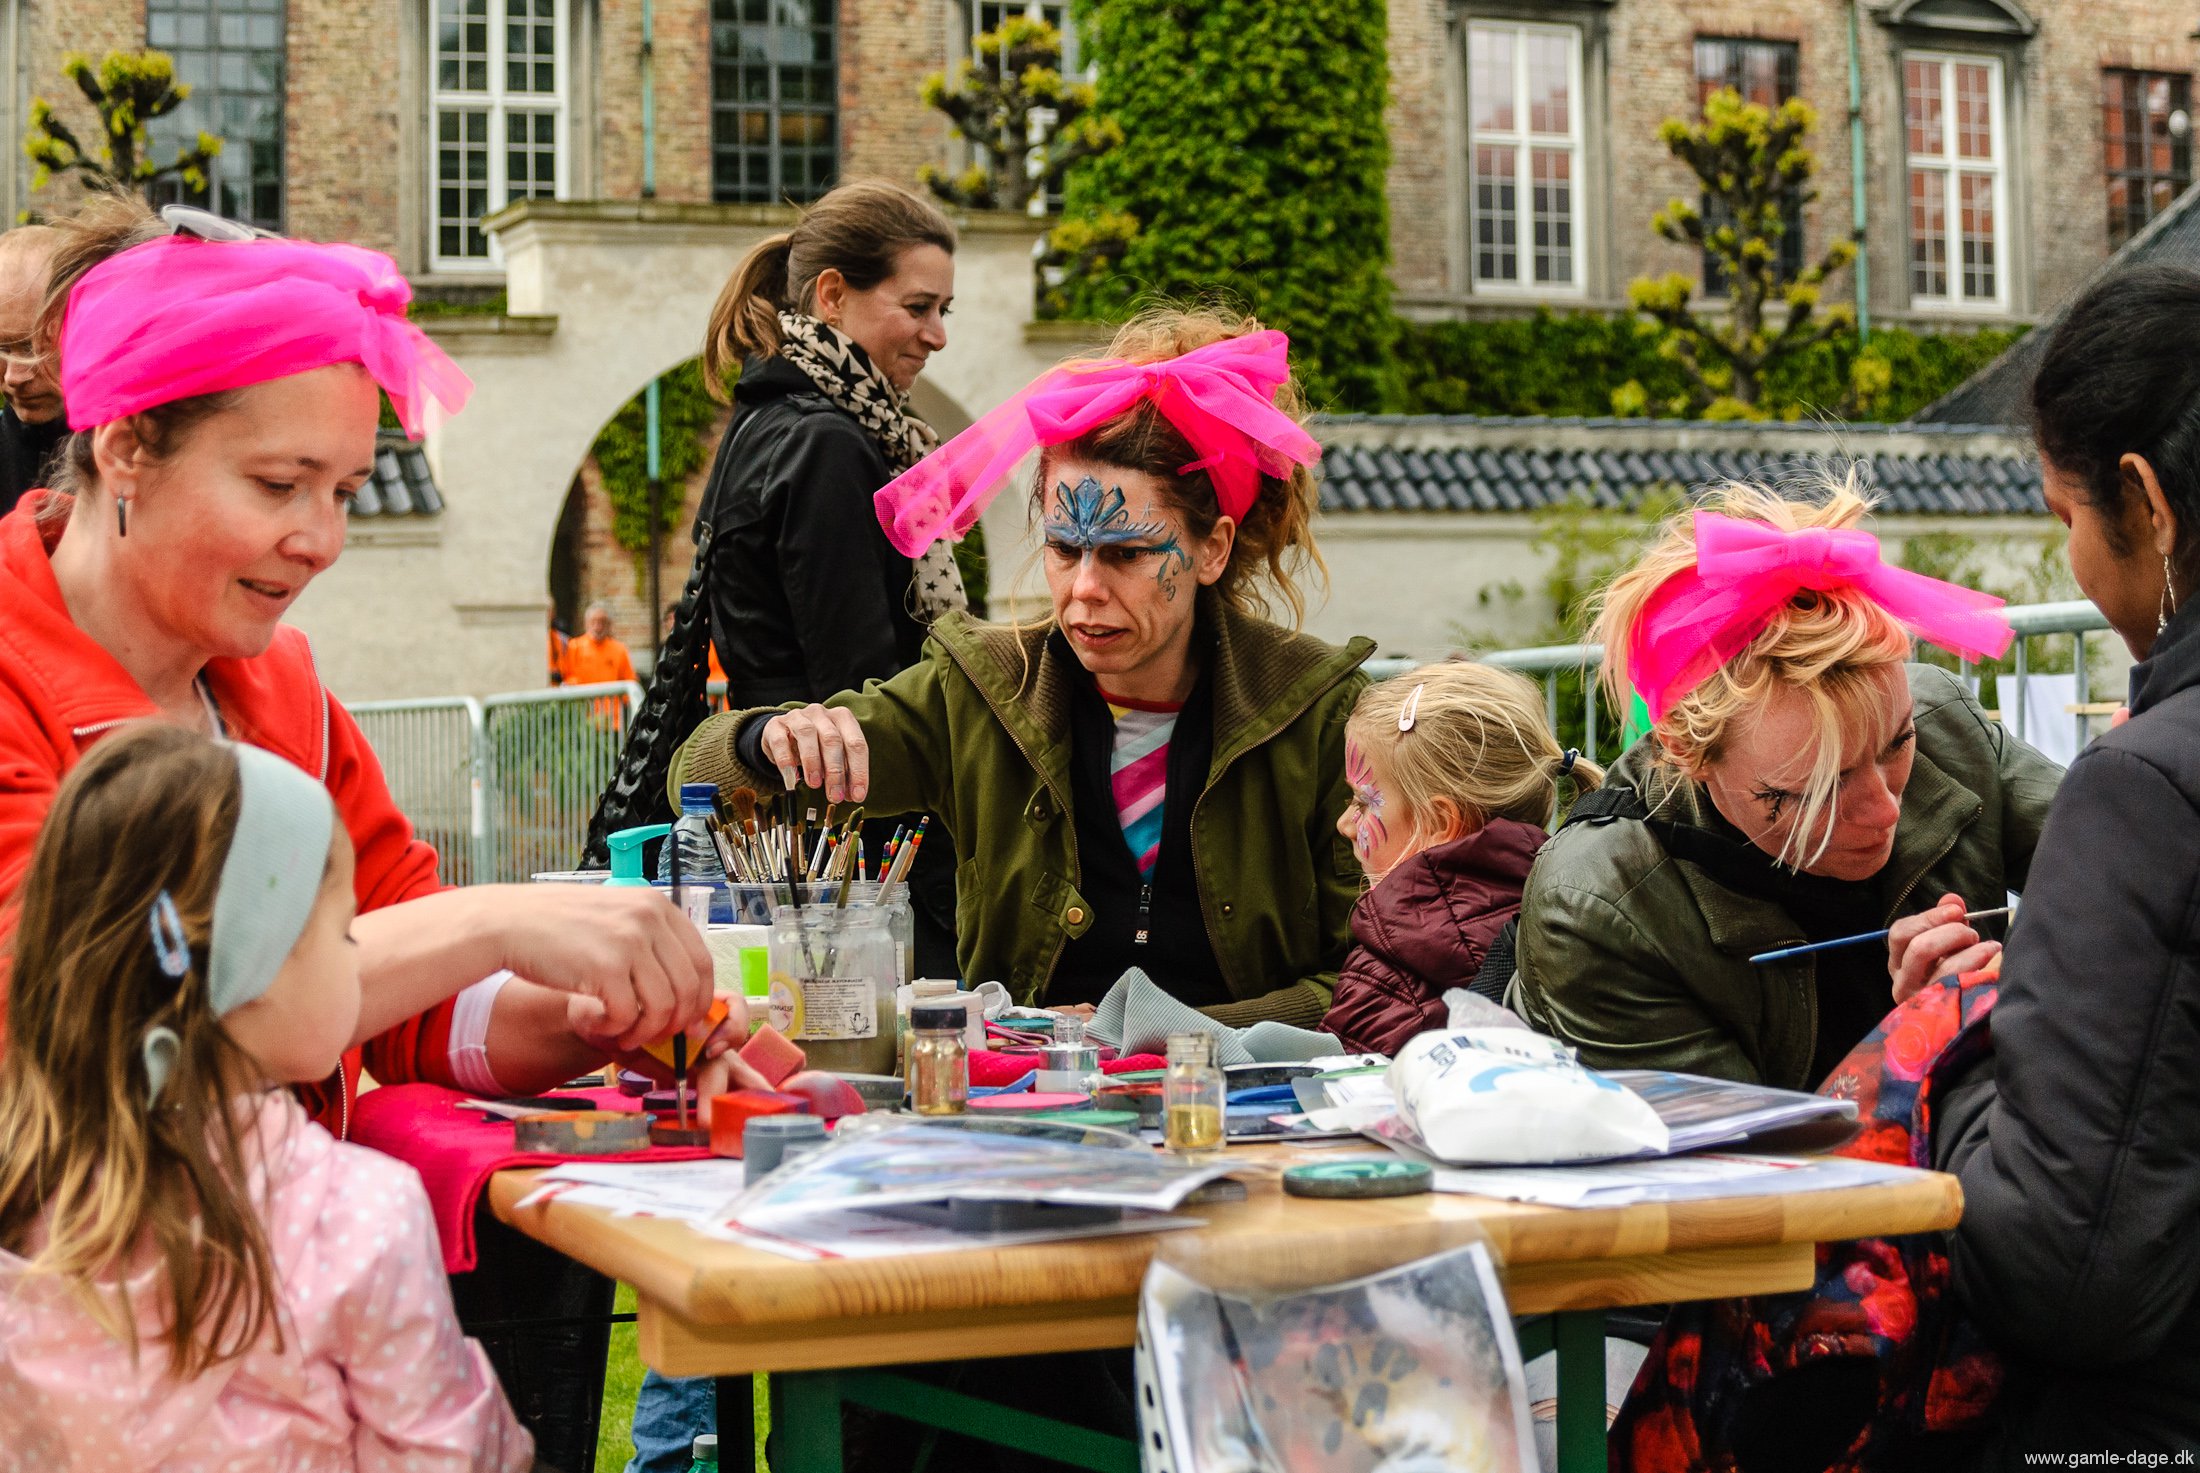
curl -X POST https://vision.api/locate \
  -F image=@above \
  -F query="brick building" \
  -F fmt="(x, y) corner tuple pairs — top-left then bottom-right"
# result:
(1389, 0), (2199, 327)
(2, 0), (1036, 282)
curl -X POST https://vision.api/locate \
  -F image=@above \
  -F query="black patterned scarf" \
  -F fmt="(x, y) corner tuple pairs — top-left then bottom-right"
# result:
(776, 312), (968, 620)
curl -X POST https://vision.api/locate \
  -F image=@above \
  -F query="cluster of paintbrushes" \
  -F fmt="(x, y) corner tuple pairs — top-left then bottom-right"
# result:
(696, 789), (930, 907)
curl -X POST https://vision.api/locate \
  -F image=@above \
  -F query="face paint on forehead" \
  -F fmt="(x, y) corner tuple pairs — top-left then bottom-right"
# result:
(1044, 476), (1169, 548)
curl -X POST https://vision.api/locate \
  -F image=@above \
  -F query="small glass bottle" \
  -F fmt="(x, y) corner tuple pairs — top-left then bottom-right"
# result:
(1163, 1031), (1225, 1158)
(908, 1002), (970, 1116)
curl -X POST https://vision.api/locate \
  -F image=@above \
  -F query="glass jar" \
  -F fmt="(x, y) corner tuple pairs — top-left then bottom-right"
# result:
(1036, 1014), (1102, 1097)
(1163, 1031), (1226, 1159)
(908, 1002), (969, 1115)
(766, 903), (898, 1075)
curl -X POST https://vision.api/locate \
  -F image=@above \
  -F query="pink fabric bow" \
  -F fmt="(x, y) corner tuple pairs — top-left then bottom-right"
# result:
(61, 235), (472, 438)
(1629, 511), (2015, 722)
(873, 329), (1320, 557)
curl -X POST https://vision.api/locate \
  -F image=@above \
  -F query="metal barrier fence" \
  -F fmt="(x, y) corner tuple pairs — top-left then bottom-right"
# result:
(352, 601), (2111, 883)
(1461, 598), (2114, 766)
(353, 682), (641, 886)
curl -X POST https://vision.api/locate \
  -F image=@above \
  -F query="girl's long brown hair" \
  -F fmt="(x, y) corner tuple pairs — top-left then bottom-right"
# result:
(0, 725), (286, 1375)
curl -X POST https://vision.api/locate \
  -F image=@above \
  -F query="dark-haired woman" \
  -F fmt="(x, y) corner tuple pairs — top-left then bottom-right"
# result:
(693, 178), (963, 984)
(1934, 261), (2200, 1460)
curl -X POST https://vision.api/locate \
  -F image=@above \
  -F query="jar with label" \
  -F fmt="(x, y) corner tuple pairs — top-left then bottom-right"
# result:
(1163, 1031), (1225, 1159)
(907, 1002), (970, 1116)
(766, 903), (898, 1076)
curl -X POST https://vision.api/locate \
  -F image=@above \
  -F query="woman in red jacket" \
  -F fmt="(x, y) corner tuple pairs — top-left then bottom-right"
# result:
(1323, 661), (1602, 1056)
(0, 198), (727, 1135)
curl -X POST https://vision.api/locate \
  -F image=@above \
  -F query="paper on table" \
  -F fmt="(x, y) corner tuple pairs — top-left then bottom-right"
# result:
(721, 1122), (1241, 1227)
(1427, 1152), (1915, 1208)
(513, 1158), (753, 1219)
(707, 1206), (1201, 1261)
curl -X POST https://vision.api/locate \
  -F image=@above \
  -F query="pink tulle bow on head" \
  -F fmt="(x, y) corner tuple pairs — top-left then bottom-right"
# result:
(873, 329), (1320, 557)
(1629, 511), (2015, 722)
(61, 235), (472, 439)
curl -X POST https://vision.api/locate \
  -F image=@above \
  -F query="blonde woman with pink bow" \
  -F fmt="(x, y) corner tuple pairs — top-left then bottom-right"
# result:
(1509, 473), (2064, 1091)
(673, 309), (1373, 1024)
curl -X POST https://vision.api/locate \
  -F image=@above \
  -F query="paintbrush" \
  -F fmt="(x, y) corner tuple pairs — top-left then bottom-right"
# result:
(672, 1032), (690, 1129)
(1748, 906), (2015, 965)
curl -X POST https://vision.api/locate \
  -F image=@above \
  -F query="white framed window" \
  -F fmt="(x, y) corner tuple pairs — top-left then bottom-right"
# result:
(433, 0), (566, 270)
(1467, 20), (1584, 294)
(1904, 52), (2006, 312)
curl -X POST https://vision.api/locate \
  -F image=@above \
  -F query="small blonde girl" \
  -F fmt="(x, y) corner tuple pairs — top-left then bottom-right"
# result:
(1322, 662), (1602, 1056)
(0, 725), (531, 1471)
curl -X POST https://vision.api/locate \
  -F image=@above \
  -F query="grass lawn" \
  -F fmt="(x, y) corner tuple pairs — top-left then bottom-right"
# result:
(595, 1283), (771, 1473)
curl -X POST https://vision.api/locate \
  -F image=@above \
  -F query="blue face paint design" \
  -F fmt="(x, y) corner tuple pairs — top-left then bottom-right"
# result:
(1044, 477), (1195, 601)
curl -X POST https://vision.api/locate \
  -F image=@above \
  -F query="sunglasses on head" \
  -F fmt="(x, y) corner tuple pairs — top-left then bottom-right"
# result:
(160, 204), (277, 242)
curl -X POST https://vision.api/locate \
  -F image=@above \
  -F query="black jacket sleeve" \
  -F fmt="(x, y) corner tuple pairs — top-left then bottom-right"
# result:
(1943, 741), (2200, 1367)
(766, 411), (909, 699)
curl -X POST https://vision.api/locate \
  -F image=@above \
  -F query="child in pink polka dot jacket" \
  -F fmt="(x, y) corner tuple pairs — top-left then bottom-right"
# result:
(0, 725), (533, 1471)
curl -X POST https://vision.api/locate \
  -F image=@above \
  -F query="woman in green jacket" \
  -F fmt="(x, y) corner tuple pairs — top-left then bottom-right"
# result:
(672, 310), (1370, 1022)
(1511, 475), (2063, 1090)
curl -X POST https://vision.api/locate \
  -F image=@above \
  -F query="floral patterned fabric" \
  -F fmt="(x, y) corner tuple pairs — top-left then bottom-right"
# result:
(1611, 969), (2005, 1471)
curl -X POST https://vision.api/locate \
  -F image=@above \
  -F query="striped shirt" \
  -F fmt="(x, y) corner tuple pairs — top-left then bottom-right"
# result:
(1101, 690), (1182, 879)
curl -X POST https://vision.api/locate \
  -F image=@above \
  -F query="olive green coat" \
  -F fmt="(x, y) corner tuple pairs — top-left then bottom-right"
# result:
(1509, 664), (2063, 1089)
(672, 592), (1374, 1022)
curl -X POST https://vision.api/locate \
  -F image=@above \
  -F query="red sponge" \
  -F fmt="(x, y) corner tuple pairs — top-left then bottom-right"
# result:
(708, 1089), (808, 1157)
(739, 1025), (806, 1088)
(779, 1070), (866, 1120)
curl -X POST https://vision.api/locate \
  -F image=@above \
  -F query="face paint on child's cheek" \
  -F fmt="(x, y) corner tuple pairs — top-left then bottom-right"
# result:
(1345, 739), (1390, 862)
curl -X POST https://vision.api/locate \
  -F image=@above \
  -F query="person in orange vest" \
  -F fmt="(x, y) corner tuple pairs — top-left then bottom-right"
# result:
(561, 602), (636, 686)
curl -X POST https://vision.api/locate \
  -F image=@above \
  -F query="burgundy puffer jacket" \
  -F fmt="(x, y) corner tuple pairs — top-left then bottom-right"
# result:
(1321, 818), (1547, 1056)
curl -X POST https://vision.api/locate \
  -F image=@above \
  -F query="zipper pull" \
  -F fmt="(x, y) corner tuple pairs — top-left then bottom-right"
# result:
(1134, 882), (1153, 946)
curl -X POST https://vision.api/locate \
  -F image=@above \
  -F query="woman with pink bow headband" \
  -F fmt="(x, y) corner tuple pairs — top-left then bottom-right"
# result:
(675, 308), (1373, 1029)
(1507, 473), (2063, 1092)
(0, 196), (746, 1145)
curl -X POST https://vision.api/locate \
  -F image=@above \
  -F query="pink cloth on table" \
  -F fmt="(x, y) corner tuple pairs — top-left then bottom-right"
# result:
(0, 1093), (532, 1472)
(350, 1083), (710, 1274)
(968, 1049), (1167, 1088)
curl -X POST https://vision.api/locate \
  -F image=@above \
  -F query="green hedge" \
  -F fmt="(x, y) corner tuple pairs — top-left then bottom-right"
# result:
(1059, 0), (1397, 410)
(1393, 311), (2026, 422)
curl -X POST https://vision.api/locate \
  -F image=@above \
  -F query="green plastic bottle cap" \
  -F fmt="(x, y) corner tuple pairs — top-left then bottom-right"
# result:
(1281, 1158), (1434, 1200)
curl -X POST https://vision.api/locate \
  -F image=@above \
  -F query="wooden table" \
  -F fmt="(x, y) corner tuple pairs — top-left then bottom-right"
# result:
(490, 1147), (1961, 1472)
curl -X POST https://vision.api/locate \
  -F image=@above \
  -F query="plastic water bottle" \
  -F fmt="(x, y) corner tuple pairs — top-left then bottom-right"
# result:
(657, 782), (729, 887)
(688, 1434), (719, 1471)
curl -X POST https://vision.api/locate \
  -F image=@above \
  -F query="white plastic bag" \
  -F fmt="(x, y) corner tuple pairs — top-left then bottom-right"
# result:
(1388, 1028), (1670, 1165)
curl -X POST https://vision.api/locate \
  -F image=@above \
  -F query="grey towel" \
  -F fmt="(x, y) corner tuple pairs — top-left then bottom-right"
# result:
(1089, 968), (1338, 1065)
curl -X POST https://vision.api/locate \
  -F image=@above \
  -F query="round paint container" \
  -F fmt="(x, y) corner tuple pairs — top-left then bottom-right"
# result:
(1281, 1158), (1434, 1200)
(968, 1091), (1091, 1114)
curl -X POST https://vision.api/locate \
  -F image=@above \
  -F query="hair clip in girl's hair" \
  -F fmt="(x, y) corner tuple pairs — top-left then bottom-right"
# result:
(1398, 682), (1426, 733)
(149, 891), (191, 979)
(142, 1026), (181, 1108)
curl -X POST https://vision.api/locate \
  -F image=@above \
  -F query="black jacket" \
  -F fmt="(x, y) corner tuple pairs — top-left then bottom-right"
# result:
(1938, 600), (2200, 1461)
(0, 405), (66, 519)
(698, 355), (927, 708)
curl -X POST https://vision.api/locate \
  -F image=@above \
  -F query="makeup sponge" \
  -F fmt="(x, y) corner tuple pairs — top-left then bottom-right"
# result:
(739, 1025), (807, 1088)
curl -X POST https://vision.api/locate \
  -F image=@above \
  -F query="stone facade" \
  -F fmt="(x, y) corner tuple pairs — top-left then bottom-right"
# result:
(1397, 0), (2200, 326)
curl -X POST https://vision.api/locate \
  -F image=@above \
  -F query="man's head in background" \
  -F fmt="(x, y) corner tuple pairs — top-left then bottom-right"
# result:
(0, 227), (63, 425)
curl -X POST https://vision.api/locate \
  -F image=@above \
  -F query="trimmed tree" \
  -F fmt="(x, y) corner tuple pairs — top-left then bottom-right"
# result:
(25, 49), (220, 202)
(1051, 0), (1397, 410)
(1621, 89), (1857, 418)
(919, 15), (1118, 214)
